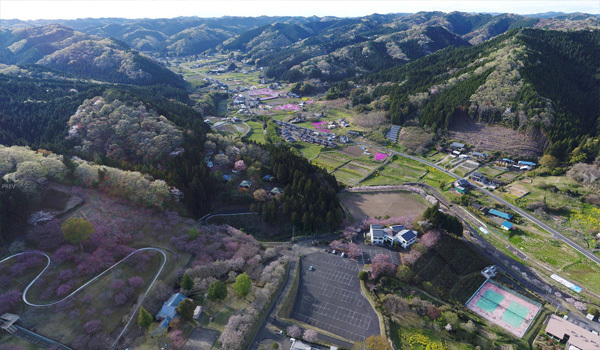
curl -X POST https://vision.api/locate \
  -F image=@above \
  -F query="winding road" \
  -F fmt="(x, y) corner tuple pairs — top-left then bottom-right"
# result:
(0, 248), (168, 348)
(358, 140), (600, 267)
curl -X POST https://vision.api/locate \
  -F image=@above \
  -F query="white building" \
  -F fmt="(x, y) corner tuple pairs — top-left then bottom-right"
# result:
(368, 224), (385, 244)
(369, 224), (417, 249)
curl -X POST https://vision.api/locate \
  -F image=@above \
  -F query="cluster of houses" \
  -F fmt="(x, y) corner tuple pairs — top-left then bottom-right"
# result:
(274, 120), (337, 147)
(495, 158), (537, 171)
(367, 224), (418, 249)
(337, 118), (350, 128)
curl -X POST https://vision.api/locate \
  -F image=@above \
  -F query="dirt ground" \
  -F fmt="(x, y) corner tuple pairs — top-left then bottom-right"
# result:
(339, 145), (365, 157)
(340, 191), (428, 220)
(506, 183), (530, 198)
(448, 115), (543, 157)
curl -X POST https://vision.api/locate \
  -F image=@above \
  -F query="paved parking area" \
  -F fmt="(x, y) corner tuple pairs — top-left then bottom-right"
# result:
(356, 246), (401, 265)
(292, 252), (380, 342)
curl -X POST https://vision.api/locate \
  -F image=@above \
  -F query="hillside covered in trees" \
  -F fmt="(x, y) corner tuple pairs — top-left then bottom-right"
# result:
(0, 24), (185, 86)
(332, 28), (600, 161)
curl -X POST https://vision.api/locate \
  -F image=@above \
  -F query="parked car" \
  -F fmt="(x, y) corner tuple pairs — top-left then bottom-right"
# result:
(309, 266), (315, 271)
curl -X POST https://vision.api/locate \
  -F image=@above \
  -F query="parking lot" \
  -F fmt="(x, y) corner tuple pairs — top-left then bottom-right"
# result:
(291, 252), (380, 342)
(356, 245), (401, 265)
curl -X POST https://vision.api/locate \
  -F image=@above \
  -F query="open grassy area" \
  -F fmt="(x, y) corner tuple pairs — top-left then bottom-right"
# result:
(245, 120), (266, 144)
(297, 142), (323, 160)
(199, 285), (254, 333)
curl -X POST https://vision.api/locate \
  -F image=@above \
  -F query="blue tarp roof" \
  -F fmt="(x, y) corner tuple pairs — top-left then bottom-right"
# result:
(489, 209), (512, 220)
(501, 221), (514, 229)
(518, 161), (536, 166)
(223, 175), (232, 181)
(501, 158), (512, 162)
(263, 175), (274, 180)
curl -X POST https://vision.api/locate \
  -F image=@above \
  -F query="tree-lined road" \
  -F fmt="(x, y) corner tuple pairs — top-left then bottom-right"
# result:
(358, 140), (600, 267)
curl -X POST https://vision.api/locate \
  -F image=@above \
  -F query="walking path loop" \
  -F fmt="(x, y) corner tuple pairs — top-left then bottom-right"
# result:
(1, 248), (168, 348)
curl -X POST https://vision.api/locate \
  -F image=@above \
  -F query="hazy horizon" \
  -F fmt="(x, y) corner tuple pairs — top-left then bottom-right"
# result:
(1, 0), (598, 21)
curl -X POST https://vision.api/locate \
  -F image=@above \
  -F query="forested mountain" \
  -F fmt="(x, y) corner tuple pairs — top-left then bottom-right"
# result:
(1, 11), (597, 66)
(333, 28), (600, 160)
(0, 24), (184, 86)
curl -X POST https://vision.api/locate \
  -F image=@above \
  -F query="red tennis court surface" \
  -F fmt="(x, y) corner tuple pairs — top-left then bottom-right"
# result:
(466, 280), (541, 338)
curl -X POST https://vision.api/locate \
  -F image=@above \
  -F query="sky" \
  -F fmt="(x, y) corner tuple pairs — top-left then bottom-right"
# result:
(0, 0), (598, 20)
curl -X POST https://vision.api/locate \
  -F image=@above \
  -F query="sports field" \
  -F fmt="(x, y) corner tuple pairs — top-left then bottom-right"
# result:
(466, 280), (541, 338)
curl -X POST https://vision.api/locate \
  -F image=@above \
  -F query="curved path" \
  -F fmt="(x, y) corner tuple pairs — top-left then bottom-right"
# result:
(1, 248), (167, 348)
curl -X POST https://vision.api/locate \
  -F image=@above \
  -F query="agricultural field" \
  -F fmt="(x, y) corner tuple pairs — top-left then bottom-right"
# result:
(339, 191), (428, 221)
(311, 151), (353, 171)
(361, 155), (454, 187)
(476, 165), (506, 179)
(334, 160), (381, 186)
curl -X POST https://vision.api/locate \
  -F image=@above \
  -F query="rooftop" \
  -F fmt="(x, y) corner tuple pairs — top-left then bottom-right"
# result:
(371, 229), (385, 238)
(399, 229), (417, 241)
(546, 314), (600, 349)
(488, 208), (512, 220)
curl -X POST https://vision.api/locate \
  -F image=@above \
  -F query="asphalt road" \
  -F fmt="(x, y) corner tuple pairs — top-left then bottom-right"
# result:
(358, 140), (600, 267)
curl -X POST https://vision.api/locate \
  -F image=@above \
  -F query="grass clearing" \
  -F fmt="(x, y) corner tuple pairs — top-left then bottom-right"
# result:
(245, 120), (266, 144)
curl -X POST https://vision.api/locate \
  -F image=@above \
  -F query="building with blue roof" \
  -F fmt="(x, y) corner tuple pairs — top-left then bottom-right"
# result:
(518, 161), (536, 167)
(488, 208), (512, 221)
(501, 221), (514, 231)
(262, 175), (275, 181)
(155, 293), (187, 330)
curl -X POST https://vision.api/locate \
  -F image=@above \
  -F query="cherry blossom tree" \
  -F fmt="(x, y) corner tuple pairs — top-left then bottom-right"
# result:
(234, 159), (247, 171)
(370, 254), (395, 280)
(287, 325), (301, 338)
(347, 243), (362, 260)
(303, 329), (318, 343)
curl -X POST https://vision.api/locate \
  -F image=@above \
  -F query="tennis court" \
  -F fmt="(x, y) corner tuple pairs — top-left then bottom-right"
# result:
(466, 280), (541, 338)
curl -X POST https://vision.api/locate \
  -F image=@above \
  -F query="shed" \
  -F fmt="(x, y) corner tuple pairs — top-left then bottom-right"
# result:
(450, 142), (465, 149)
(489, 209), (512, 220)
(262, 175), (275, 181)
(271, 187), (283, 195)
(501, 221), (514, 231)
(239, 180), (252, 188)
(223, 175), (232, 182)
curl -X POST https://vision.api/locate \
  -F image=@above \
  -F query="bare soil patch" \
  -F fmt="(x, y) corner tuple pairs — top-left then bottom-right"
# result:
(448, 115), (543, 157)
(340, 191), (428, 220)
(506, 183), (530, 198)
(340, 145), (365, 157)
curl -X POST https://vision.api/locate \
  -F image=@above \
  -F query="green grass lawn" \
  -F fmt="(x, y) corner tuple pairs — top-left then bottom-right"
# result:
(298, 142), (323, 160)
(245, 120), (266, 144)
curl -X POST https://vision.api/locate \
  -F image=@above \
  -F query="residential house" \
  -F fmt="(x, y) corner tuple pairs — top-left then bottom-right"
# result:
(488, 209), (512, 221)
(155, 293), (187, 330)
(545, 314), (600, 349)
(470, 172), (486, 183)
(472, 151), (488, 161)
(454, 179), (471, 189)
(449, 142), (465, 150)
